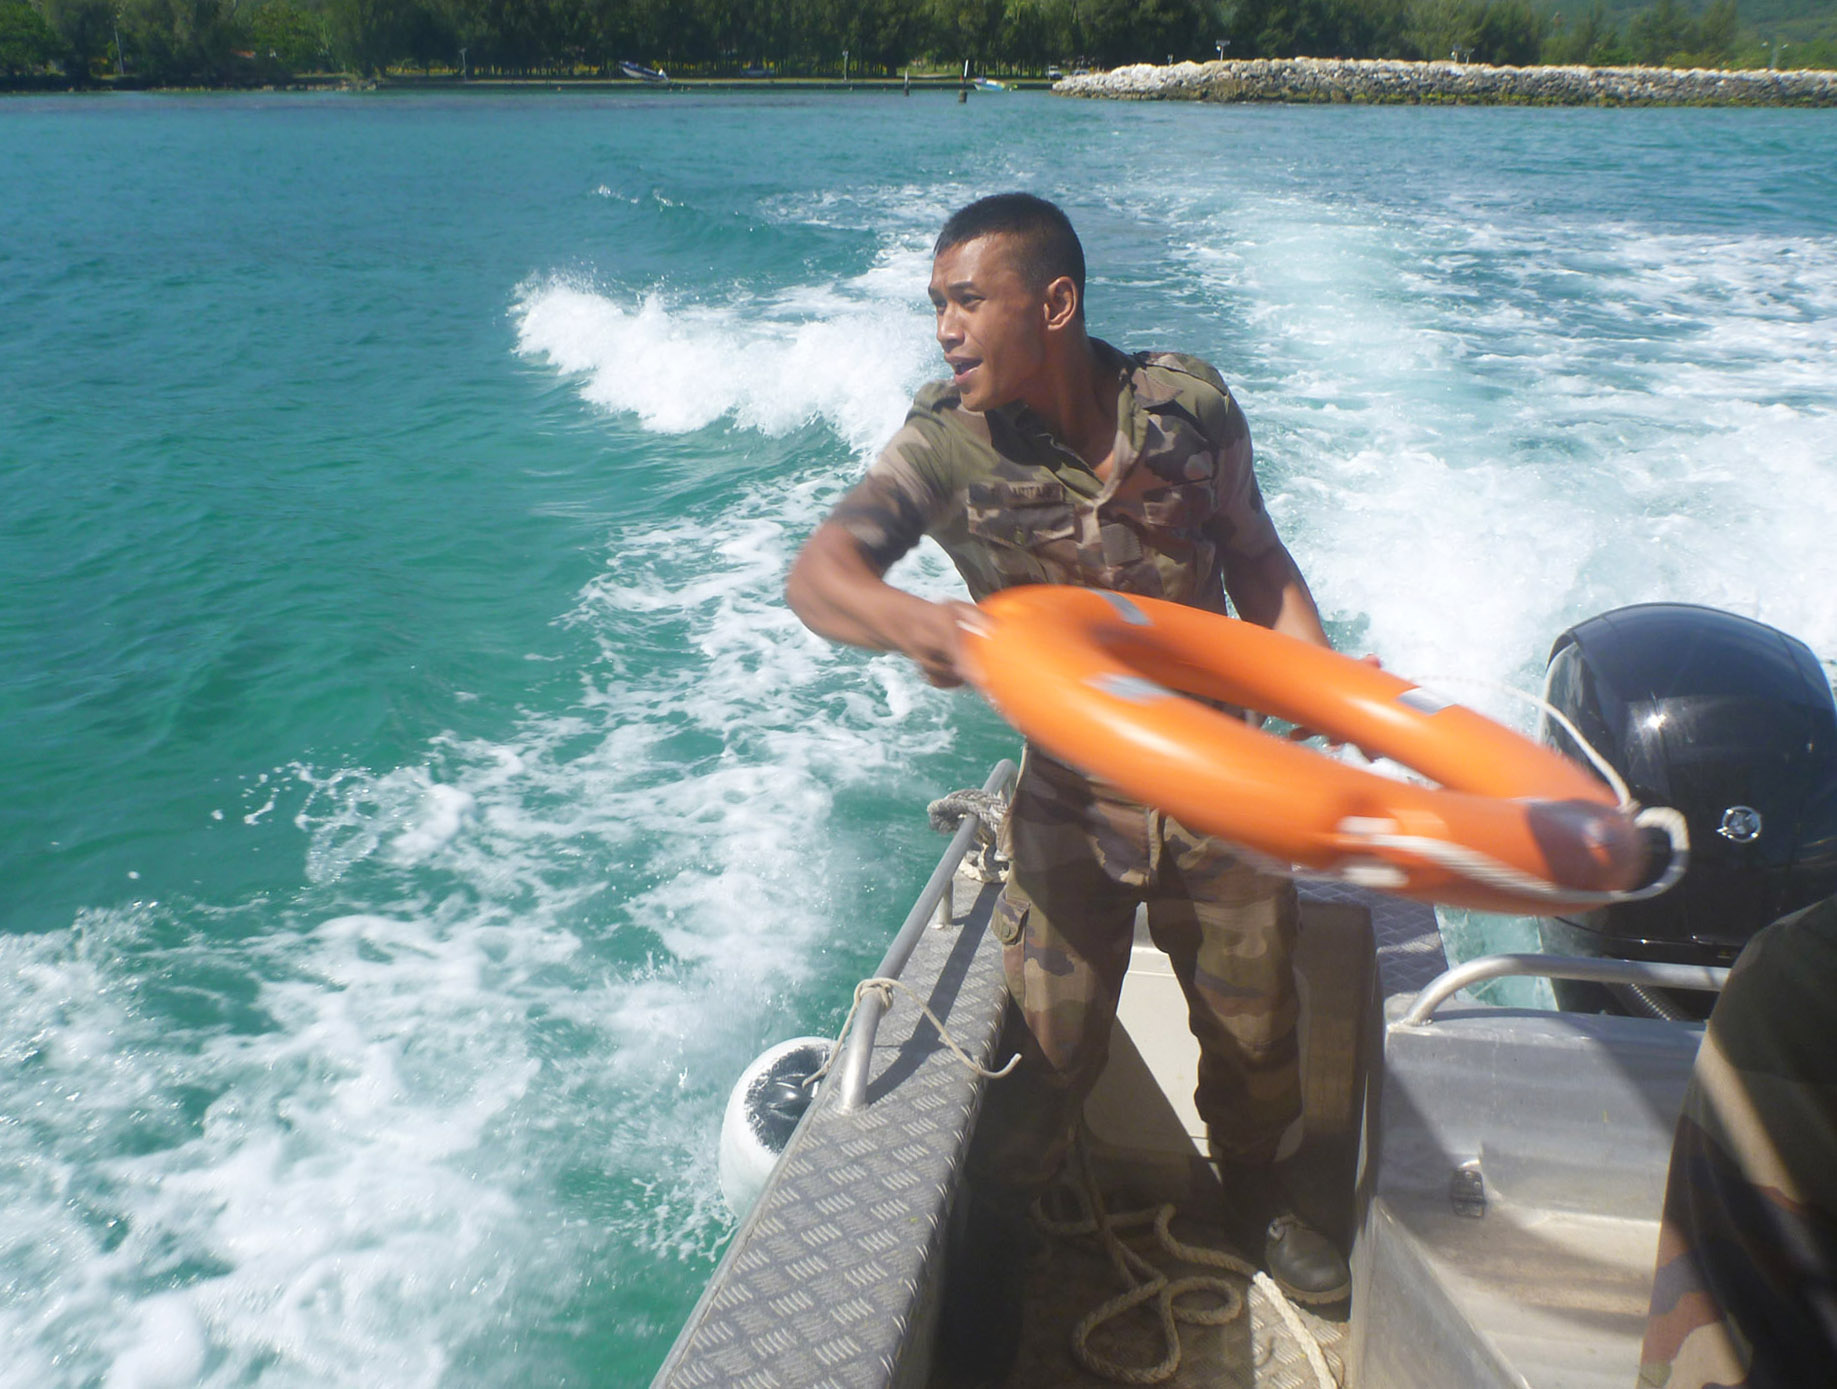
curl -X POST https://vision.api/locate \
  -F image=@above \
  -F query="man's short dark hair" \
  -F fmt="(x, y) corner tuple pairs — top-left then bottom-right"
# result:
(935, 193), (1086, 301)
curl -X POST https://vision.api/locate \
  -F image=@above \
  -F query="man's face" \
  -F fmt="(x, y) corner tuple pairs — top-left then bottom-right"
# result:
(928, 234), (1049, 414)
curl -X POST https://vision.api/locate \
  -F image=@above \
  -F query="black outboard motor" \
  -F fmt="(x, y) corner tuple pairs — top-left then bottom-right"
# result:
(1539, 603), (1837, 1017)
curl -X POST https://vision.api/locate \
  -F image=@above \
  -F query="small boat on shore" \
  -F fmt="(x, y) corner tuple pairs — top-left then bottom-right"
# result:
(620, 61), (669, 84)
(653, 602), (1837, 1387)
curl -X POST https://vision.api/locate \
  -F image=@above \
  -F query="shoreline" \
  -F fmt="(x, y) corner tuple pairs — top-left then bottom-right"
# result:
(1, 73), (1058, 96)
(11, 64), (1835, 104)
(1056, 58), (1837, 107)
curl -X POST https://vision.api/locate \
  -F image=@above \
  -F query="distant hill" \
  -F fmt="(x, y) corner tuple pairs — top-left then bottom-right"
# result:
(1564, 0), (1837, 39)
(1528, 0), (1837, 63)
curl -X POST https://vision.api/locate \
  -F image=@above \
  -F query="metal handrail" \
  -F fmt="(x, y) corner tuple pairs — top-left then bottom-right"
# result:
(833, 759), (1018, 1113)
(1400, 952), (1731, 1026)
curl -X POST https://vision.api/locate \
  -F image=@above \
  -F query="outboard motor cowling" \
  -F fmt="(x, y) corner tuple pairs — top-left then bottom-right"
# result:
(1540, 604), (1837, 1011)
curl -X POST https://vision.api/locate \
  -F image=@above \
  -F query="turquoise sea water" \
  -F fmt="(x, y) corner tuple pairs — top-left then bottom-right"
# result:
(3, 92), (1835, 1385)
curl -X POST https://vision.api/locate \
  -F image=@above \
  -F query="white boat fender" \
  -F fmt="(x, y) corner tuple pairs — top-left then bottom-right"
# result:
(717, 1036), (833, 1221)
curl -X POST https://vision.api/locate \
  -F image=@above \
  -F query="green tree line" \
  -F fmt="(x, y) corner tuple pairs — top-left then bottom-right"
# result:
(4, 0), (1830, 85)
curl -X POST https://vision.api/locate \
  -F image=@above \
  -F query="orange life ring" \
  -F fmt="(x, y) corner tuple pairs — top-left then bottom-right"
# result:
(958, 585), (1646, 914)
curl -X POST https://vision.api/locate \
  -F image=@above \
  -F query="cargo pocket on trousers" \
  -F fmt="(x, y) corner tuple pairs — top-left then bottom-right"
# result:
(991, 894), (1029, 948)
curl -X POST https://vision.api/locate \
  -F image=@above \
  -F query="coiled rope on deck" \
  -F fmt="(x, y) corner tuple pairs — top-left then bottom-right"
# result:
(1033, 1134), (1339, 1387)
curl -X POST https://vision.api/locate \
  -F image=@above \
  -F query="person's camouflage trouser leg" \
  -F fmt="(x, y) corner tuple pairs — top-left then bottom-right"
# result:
(1147, 814), (1301, 1166)
(1638, 896), (1837, 1389)
(969, 749), (1301, 1202)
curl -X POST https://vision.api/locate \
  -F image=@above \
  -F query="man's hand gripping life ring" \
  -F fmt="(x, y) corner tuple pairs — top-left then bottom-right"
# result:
(958, 585), (1658, 914)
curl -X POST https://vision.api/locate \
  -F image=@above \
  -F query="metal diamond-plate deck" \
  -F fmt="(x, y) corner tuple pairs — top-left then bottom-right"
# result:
(1300, 881), (1446, 1000)
(653, 878), (1010, 1389)
(657, 875), (1450, 1388)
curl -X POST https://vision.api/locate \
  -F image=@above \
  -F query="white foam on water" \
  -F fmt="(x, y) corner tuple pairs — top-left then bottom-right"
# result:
(387, 783), (476, 865)
(3, 237), (979, 1385)
(0, 904), (539, 1388)
(512, 244), (938, 454)
(1175, 186), (1837, 978)
(105, 1294), (208, 1389)
(1182, 194), (1837, 716)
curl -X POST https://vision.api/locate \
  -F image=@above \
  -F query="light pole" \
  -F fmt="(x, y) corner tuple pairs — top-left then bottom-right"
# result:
(842, 48), (848, 83)
(1216, 39), (1228, 62)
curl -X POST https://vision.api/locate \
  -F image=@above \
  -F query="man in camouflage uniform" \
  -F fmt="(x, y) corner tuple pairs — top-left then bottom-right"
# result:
(1638, 895), (1837, 1388)
(785, 194), (1349, 1303)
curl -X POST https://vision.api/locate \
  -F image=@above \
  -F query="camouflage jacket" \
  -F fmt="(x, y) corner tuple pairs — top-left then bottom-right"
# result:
(829, 339), (1280, 609)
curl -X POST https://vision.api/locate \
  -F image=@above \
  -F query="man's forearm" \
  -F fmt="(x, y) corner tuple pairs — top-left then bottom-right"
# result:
(787, 524), (916, 650)
(1270, 576), (1331, 650)
(1227, 543), (1332, 649)
(785, 523), (971, 686)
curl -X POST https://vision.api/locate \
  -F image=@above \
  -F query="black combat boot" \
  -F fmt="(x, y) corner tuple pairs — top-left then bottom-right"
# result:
(1214, 1159), (1351, 1305)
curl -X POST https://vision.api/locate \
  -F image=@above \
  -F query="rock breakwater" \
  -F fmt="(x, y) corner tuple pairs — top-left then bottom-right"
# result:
(1057, 57), (1837, 106)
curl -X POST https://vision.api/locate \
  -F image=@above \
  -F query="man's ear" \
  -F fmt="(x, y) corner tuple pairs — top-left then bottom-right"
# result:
(1042, 275), (1080, 333)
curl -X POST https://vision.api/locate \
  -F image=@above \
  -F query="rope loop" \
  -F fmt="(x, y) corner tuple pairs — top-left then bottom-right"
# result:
(801, 976), (1019, 1093)
(1041, 1134), (1336, 1387)
(927, 787), (1011, 882)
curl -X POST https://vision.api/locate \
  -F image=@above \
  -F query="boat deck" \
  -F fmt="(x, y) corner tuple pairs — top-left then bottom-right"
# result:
(1355, 1000), (1697, 1388)
(1001, 1211), (1351, 1388)
(654, 795), (1699, 1389)
(969, 881), (1441, 1389)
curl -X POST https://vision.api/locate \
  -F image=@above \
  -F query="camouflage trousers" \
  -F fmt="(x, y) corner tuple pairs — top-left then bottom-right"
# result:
(1638, 895), (1837, 1389)
(970, 747), (1302, 1201)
